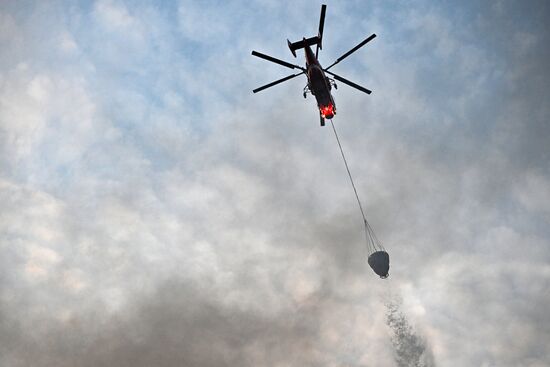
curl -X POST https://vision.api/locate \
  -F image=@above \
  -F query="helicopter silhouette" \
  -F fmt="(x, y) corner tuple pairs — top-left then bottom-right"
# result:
(251, 4), (376, 126)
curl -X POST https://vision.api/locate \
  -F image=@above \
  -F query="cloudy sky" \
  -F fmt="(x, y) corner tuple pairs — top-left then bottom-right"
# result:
(1, 0), (549, 366)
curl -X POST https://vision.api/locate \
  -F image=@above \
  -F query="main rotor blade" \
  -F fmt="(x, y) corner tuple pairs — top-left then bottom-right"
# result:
(252, 72), (304, 93)
(316, 4), (327, 58)
(325, 70), (371, 94)
(251, 51), (305, 71)
(325, 33), (376, 70)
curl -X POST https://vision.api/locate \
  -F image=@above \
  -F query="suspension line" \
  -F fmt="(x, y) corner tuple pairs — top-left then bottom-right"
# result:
(329, 119), (383, 252)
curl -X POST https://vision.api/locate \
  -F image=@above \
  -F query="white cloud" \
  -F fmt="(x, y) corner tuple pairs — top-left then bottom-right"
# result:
(59, 31), (78, 53)
(1, 1), (550, 366)
(0, 12), (19, 43)
(94, 0), (135, 29)
(515, 172), (550, 217)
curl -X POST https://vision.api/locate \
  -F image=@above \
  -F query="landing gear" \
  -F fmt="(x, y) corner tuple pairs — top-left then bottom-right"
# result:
(327, 77), (337, 90)
(320, 113), (325, 127)
(303, 84), (311, 99)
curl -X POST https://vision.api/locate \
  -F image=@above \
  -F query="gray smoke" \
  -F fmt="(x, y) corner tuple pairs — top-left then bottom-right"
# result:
(386, 298), (436, 367)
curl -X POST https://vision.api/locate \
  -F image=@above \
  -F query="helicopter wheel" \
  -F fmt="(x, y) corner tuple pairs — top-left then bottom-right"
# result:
(303, 92), (307, 99)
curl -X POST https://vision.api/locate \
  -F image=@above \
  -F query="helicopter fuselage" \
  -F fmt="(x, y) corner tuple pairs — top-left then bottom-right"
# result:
(304, 43), (336, 119)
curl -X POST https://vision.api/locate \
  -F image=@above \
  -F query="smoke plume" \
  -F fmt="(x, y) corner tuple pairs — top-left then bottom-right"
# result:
(386, 298), (436, 367)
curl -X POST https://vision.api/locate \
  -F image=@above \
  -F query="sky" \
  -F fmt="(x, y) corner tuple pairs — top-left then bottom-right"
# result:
(1, 0), (549, 366)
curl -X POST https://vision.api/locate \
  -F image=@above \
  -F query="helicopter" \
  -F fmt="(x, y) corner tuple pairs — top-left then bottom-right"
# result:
(251, 4), (376, 126)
